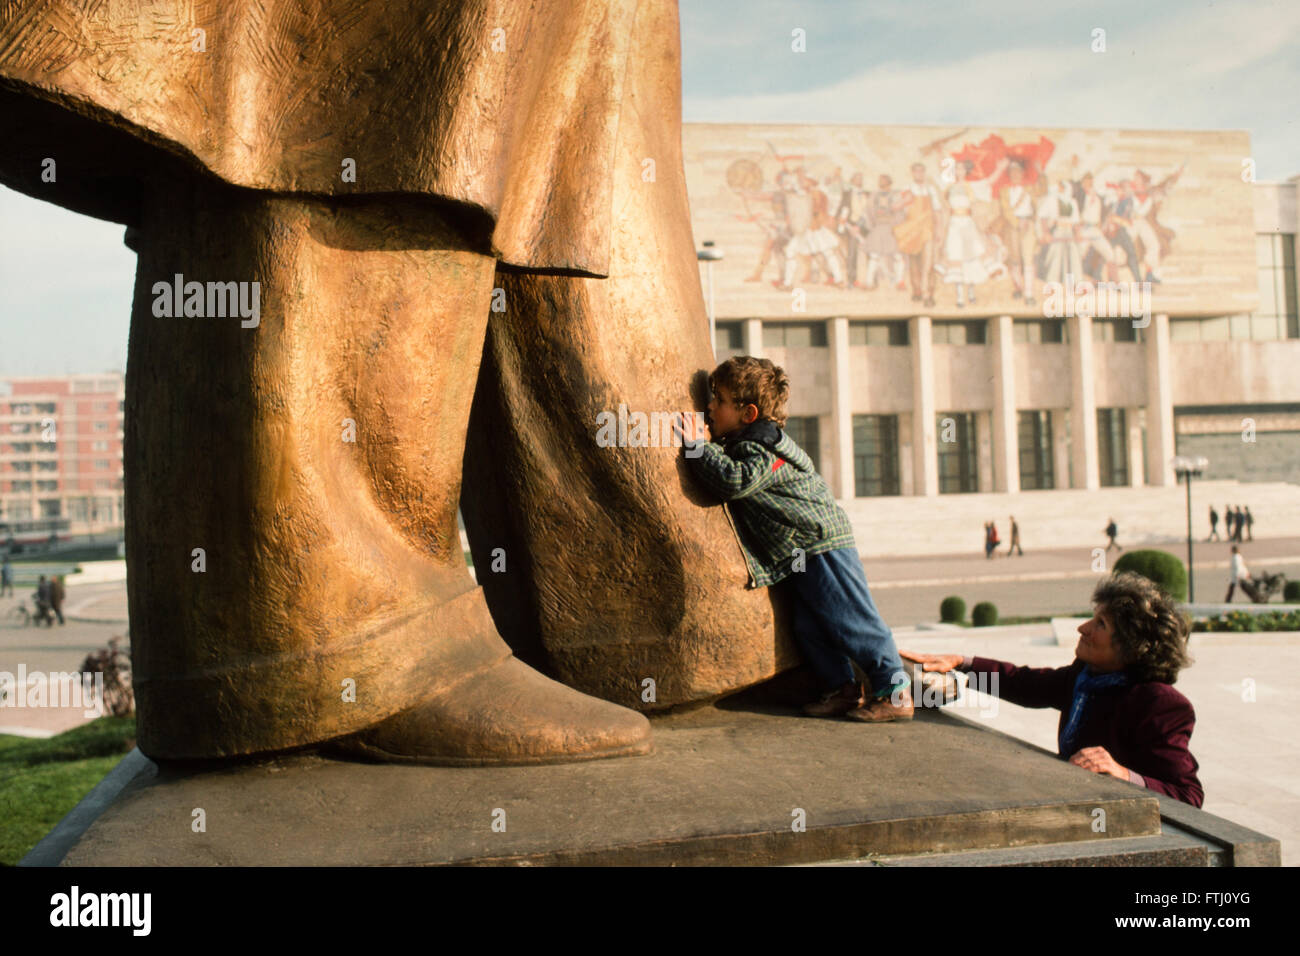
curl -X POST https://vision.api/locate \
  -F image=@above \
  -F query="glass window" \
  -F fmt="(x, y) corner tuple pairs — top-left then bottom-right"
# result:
(936, 412), (978, 493)
(1014, 320), (1065, 344)
(1256, 233), (1275, 262)
(849, 321), (908, 346)
(1251, 315), (1283, 340)
(1017, 410), (1055, 490)
(714, 321), (743, 352)
(764, 322), (828, 348)
(783, 417), (821, 473)
(1253, 233), (1298, 338)
(1092, 319), (1142, 343)
(1200, 316), (1230, 341)
(933, 320), (986, 345)
(1097, 408), (1129, 487)
(852, 415), (900, 496)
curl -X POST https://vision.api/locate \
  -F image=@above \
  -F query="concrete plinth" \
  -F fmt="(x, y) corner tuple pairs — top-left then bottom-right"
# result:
(27, 706), (1278, 867)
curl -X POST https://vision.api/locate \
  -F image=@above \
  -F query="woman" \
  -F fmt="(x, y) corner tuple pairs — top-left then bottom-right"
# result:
(904, 572), (1203, 807)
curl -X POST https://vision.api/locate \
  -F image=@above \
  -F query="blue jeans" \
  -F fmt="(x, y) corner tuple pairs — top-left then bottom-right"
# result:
(780, 547), (905, 695)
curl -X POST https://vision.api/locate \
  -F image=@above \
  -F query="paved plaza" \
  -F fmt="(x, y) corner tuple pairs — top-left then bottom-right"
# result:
(3, 543), (1296, 863)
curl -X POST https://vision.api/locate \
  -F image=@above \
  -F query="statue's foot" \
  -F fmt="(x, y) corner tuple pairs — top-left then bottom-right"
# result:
(330, 656), (653, 766)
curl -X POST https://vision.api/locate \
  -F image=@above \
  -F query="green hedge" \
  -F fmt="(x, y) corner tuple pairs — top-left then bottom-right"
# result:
(1193, 610), (1300, 632)
(1113, 549), (1188, 602)
(1284, 580), (1300, 603)
(939, 596), (966, 623)
(972, 602), (999, 627)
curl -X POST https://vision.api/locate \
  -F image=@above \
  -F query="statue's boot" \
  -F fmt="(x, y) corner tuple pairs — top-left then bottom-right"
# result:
(460, 0), (797, 711)
(126, 171), (650, 763)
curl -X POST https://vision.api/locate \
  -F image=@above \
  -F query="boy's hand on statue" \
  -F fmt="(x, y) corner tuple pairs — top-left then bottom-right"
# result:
(1069, 746), (1129, 781)
(675, 411), (708, 443)
(899, 650), (963, 672)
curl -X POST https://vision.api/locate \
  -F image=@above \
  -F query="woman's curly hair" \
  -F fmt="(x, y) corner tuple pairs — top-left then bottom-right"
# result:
(708, 356), (790, 426)
(1092, 572), (1192, 684)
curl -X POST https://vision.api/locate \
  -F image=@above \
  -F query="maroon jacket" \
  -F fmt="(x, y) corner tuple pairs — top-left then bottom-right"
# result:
(966, 656), (1203, 807)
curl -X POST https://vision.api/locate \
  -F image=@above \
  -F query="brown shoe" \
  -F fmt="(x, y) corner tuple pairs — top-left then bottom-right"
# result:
(847, 687), (915, 722)
(802, 681), (865, 717)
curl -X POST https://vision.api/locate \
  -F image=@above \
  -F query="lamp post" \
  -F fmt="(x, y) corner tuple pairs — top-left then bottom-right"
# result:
(1171, 455), (1208, 601)
(697, 241), (724, 352)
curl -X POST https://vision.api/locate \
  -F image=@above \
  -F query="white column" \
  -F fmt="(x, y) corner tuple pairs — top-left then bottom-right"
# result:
(1144, 312), (1175, 487)
(1126, 406), (1145, 488)
(1069, 314), (1099, 489)
(828, 317), (855, 499)
(990, 314), (1020, 492)
(742, 318), (764, 358)
(910, 316), (938, 496)
(1052, 409), (1071, 490)
(976, 410), (994, 492)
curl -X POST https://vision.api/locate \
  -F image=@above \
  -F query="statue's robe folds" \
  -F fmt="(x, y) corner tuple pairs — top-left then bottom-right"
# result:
(0, 0), (790, 757)
(0, 0), (637, 275)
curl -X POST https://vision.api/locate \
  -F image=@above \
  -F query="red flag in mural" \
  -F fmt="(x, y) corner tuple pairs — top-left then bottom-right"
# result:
(952, 134), (1055, 190)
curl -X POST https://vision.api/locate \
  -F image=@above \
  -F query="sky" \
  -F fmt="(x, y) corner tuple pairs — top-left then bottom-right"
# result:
(2, 0), (1297, 377)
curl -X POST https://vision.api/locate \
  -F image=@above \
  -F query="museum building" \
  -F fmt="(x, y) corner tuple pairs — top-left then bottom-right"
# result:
(684, 123), (1300, 498)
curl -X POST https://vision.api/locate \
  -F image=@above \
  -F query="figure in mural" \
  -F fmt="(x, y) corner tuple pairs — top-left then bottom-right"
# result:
(940, 157), (1010, 307)
(835, 171), (873, 288)
(1105, 179), (1146, 283)
(1037, 177), (1084, 290)
(1, 0), (790, 763)
(997, 159), (1043, 304)
(862, 174), (908, 291)
(895, 161), (946, 307)
(1130, 166), (1183, 283)
(718, 130), (1199, 309)
(1072, 169), (1121, 282)
(733, 159), (794, 285)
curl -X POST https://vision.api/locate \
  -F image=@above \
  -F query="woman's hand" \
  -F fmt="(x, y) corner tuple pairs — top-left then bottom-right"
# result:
(899, 650), (965, 673)
(1069, 746), (1130, 781)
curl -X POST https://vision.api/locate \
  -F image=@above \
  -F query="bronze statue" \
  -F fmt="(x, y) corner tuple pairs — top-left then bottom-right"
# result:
(0, 1), (792, 762)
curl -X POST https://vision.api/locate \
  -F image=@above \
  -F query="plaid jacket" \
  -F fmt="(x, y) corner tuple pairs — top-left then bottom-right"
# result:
(684, 420), (857, 588)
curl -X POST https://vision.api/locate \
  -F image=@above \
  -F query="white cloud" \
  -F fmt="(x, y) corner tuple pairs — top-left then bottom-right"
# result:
(684, 0), (1300, 178)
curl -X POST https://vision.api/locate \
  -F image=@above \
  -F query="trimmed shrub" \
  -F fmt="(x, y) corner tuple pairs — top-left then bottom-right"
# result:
(1284, 580), (1300, 603)
(939, 595), (966, 623)
(1112, 549), (1188, 602)
(972, 602), (999, 627)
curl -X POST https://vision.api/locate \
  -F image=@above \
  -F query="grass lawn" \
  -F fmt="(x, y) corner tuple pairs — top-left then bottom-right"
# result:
(0, 716), (137, 866)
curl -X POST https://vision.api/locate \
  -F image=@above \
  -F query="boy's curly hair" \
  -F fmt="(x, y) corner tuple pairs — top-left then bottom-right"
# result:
(708, 356), (790, 427)
(1092, 572), (1193, 684)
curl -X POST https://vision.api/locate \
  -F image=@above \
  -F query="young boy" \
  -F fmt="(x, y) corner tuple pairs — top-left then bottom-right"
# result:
(676, 355), (912, 721)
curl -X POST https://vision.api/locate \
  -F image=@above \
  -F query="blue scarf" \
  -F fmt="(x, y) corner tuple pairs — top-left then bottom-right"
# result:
(1058, 666), (1129, 757)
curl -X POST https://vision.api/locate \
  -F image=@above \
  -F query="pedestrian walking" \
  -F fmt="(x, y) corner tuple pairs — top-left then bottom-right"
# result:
(1007, 515), (1023, 556)
(1104, 517), (1122, 552)
(34, 574), (53, 627)
(1207, 505), (1220, 542)
(1233, 506), (1246, 542)
(1244, 506), (1254, 541)
(984, 521), (1000, 559)
(0, 555), (11, 598)
(1225, 545), (1250, 603)
(1225, 504), (1236, 541)
(49, 574), (66, 626)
